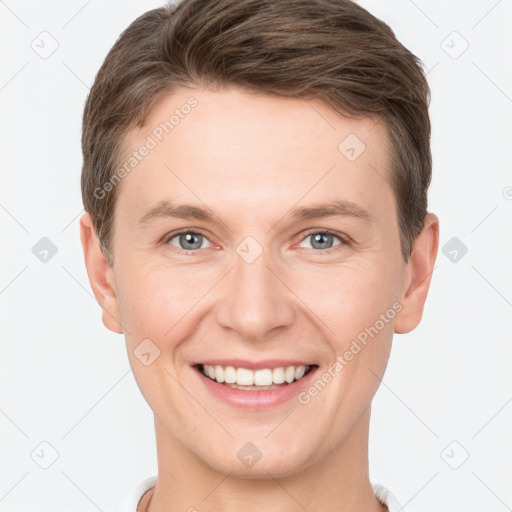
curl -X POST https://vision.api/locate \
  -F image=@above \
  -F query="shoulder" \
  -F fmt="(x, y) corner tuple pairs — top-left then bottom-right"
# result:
(110, 476), (158, 512)
(372, 482), (406, 512)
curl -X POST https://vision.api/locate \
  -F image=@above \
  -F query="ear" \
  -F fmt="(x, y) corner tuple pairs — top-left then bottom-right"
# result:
(79, 212), (124, 334)
(394, 212), (439, 334)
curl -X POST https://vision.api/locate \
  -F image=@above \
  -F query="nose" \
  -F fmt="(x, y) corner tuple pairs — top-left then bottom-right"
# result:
(215, 244), (295, 341)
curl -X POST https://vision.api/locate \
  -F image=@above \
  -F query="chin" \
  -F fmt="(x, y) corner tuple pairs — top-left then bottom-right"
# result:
(204, 448), (312, 480)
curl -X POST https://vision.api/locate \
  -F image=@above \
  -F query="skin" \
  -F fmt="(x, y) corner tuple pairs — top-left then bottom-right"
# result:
(80, 85), (439, 512)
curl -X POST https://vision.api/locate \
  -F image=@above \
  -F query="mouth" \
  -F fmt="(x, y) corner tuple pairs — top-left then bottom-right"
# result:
(194, 363), (318, 391)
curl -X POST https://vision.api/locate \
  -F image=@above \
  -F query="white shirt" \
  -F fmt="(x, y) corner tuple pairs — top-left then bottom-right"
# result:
(111, 476), (406, 512)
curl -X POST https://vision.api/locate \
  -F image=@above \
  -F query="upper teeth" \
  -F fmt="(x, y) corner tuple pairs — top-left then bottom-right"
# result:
(201, 364), (310, 386)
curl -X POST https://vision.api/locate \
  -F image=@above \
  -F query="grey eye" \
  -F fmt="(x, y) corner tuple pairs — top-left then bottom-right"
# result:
(168, 232), (210, 251)
(300, 232), (342, 250)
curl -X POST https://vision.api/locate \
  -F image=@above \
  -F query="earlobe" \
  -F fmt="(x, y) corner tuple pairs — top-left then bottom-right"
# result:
(79, 212), (124, 334)
(394, 212), (440, 334)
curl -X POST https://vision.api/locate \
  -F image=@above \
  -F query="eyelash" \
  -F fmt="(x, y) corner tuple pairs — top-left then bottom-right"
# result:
(163, 228), (351, 255)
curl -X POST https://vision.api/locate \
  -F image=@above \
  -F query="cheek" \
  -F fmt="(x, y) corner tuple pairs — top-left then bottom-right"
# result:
(115, 263), (216, 343)
(294, 257), (400, 338)
(114, 265), (204, 410)
(304, 263), (398, 414)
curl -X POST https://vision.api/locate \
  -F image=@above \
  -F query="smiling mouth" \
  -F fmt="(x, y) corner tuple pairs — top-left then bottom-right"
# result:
(195, 363), (318, 390)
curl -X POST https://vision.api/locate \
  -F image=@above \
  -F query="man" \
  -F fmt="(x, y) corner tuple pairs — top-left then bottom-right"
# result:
(80, 0), (439, 510)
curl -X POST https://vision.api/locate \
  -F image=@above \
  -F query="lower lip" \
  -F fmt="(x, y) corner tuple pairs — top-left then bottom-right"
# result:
(194, 365), (319, 409)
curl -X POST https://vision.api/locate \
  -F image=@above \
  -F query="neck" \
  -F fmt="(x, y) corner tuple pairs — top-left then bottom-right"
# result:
(143, 406), (386, 512)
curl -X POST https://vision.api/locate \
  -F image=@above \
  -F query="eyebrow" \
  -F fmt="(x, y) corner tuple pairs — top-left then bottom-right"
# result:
(136, 199), (373, 227)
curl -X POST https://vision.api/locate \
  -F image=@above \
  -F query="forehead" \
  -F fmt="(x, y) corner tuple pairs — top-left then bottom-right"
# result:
(115, 85), (394, 225)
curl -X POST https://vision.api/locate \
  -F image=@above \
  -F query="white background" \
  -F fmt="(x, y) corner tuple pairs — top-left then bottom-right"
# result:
(1, 0), (511, 510)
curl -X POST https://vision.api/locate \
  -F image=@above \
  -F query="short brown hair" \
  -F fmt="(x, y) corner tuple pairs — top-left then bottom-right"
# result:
(81, 0), (432, 266)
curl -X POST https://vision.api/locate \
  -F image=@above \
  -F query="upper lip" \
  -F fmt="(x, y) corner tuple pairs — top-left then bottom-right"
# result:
(193, 359), (317, 371)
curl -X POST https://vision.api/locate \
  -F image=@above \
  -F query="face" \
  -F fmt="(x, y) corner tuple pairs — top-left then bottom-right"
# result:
(83, 85), (434, 478)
